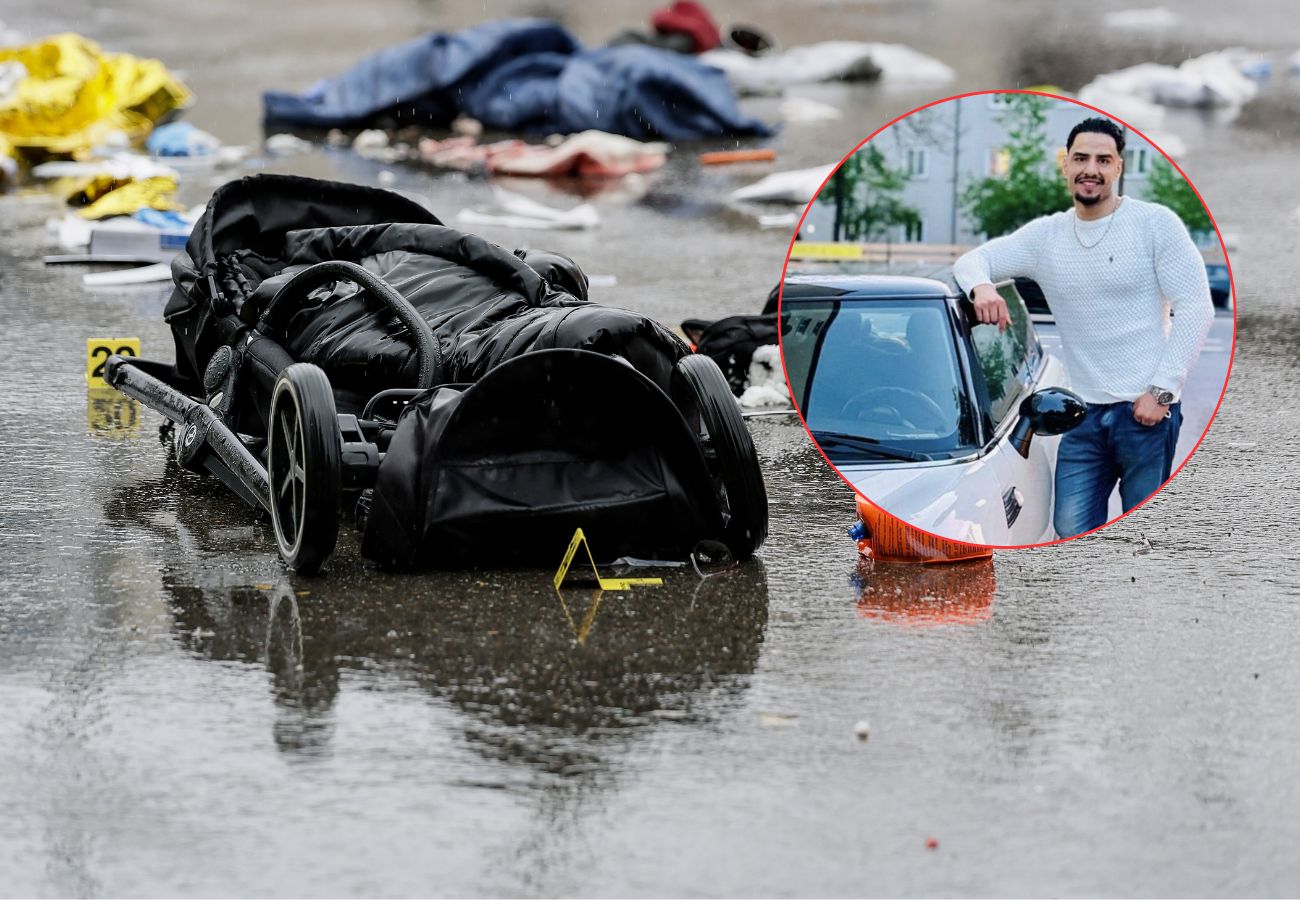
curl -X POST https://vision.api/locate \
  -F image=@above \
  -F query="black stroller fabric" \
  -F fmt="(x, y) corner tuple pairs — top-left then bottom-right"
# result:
(162, 174), (725, 568)
(363, 350), (719, 567)
(166, 175), (690, 412)
(692, 314), (779, 396)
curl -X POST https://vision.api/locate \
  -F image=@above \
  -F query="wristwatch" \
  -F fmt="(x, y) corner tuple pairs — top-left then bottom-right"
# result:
(1146, 385), (1175, 406)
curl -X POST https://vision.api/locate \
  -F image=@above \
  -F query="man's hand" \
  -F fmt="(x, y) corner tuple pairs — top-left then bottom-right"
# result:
(1132, 392), (1169, 426)
(970, 283), (1010, 332)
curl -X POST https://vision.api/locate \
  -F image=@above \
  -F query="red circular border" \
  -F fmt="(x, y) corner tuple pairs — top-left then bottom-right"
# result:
(776, 88), (1239, 552)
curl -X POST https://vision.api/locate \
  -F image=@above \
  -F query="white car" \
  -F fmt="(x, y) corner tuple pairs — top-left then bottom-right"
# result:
(782, 274), (1085, 546)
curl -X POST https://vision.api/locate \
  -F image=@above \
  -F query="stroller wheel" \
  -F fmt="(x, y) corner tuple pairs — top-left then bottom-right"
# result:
(671, 354), (769, 560)
(268, 364), (341, 574)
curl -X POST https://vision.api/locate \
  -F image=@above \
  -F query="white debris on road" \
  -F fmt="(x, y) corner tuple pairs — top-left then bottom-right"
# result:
(1080, 50), (1259, 118)
(264, 133), (314, 156)
(780, 97), (843, 123)
(729, 164), (835, 204)
(702, 41), (953, 94)
(739, 345), (790, 409)
(457, 187), (599, 231)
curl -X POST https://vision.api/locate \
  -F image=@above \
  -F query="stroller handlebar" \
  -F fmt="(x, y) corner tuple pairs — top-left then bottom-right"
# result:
(255, 260), (440, 389)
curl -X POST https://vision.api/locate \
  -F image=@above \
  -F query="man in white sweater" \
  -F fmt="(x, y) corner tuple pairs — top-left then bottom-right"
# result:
(952, 116), (1214, 539)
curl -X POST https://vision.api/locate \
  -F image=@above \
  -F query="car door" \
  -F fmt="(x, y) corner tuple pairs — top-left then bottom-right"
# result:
(966, 283), (1062, 544)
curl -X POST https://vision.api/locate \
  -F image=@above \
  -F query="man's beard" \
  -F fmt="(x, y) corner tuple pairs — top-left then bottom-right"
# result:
(1074, 179), (1105, 206)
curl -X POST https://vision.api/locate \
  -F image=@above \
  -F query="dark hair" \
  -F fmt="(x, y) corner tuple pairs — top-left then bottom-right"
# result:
(1066, 117), (1125, 155)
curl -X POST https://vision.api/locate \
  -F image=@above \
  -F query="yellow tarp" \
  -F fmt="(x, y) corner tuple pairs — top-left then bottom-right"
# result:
(67, 174), (183, 219)
(0, 33), (189, 163)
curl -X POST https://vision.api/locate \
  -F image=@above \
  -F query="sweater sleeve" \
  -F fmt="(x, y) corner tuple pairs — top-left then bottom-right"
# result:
(1149, 205), (1214, 399)
(952, 216), (1049, 296)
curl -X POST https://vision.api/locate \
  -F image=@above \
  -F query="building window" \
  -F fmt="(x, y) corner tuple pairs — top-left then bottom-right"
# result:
(988, 93), (1010, 108)
(906, 147), (930, 179)
(1124, 147), (1151, 178)
(904, 219), (925, 242)
(988, 148), (1011, 177)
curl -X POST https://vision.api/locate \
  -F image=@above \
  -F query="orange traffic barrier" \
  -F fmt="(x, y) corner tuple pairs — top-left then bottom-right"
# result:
(852, 495), (992, 564)
(697, 148), (777, 165)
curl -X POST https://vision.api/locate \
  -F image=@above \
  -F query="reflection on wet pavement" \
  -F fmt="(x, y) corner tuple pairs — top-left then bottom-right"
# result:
(853, 558), (997, 626)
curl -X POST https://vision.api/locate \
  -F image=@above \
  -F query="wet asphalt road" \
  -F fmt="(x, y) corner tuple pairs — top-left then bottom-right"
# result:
(2, 1), (1298, 896)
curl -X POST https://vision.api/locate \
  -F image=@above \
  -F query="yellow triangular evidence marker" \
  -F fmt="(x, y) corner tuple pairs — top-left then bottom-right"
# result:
(552, 527), (663, 592)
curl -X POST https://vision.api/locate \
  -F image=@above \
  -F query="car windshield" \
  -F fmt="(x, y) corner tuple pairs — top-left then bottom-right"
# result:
(784, 297), (978, 459)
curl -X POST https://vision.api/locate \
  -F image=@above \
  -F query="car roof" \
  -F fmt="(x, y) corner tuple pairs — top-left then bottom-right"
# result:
(782, 274), (956, 301)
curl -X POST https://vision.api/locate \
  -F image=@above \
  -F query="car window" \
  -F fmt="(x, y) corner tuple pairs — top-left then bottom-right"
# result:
(971, 283), (1038, 428)
(784, 298), (978, 457)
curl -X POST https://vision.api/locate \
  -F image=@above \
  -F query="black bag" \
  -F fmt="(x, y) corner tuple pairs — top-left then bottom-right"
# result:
(362, 350), (720, 567)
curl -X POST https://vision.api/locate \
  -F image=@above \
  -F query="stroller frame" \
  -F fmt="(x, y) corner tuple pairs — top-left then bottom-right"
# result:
(105, 279), (767, 574)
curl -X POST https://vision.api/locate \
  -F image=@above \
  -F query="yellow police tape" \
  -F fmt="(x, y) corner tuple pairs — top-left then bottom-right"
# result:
(552, 527), (663, 591)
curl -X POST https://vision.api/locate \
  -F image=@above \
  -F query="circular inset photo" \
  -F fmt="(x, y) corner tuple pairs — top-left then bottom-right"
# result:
(779, 90), (1234, 550)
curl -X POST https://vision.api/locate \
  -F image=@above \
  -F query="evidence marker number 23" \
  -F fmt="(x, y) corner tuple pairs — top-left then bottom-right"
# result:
(86, 337), (140, 387)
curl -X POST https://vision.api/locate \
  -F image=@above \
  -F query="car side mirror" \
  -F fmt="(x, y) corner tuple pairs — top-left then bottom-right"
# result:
(1009, 387), (1087, 458)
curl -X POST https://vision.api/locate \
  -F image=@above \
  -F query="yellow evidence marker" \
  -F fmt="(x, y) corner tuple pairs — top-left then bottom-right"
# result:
(86, 387), (141, 438)
(86, 337), (140, 387)
(553, 527), (663, 592)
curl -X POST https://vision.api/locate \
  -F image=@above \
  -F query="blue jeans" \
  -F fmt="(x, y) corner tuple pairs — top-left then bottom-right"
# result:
(1052, 401), (1182, 538)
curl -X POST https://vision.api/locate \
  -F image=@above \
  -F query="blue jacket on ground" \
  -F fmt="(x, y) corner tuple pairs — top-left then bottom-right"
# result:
(262, 18), (772, 140)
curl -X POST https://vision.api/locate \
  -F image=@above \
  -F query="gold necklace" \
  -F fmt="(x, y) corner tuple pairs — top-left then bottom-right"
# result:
(1073, 196), (1123, 249)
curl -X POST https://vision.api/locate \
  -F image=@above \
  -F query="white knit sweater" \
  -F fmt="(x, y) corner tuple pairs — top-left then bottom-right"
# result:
(953, 197), (1214, 404)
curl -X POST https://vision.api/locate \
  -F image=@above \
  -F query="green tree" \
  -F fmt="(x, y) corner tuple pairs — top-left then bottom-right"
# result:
(1144, 158), (1212, 237)
(821, 145), (921, 242)
(961, 94), (1072, 238)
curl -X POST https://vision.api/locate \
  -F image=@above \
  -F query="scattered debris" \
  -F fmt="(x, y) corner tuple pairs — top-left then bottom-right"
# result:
(63, 175), (185, 220)
(651, 1), (722, 53)
(263, 18), (771, 140)
(925, 837), (939, 850)
(738, 345), (789, 409)
(729, 164), (835, 203)
(758, 212), (798, 229)
(1080, 50), (1259, 113)
(352, 128), (410, 163)
(32, 154), (179, 182)
(702, 41), (953, 94)
(82, 262), (172, 287)
(759, 713), (797, 727)
(721, 23), (778, 57)
(420, 130), (668, 178)
(46, 209), (193, 263)
(457, 187), (599, 231)
(264, 133), (314, 156)
(452, 115), (483, 137)
(146, 121), (221, 157)
(698, 148), (776, 165)
(0, 34), (189, 166)
(780, 97), (843, 123)
(854, 719), (871, 740)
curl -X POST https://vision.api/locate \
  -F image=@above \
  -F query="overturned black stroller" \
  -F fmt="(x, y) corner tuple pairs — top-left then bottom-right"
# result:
(105, 175), (767, 574)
